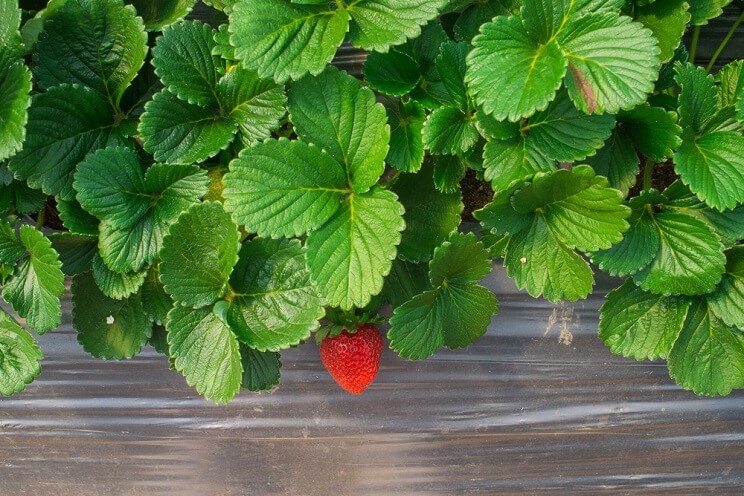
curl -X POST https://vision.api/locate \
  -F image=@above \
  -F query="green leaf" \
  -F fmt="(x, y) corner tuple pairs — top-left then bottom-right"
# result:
(0, 221), (24, 264)
(306, 188), (405, 310)
(475, 182), (534, 235)
(140, 264), (174, 325)
(0, 58), (31, 162)
(559, 13), (660, 114)
(674, 131), (744, 212)
(668, 298), (744, 396)
(382, 259), (432, 308)
(160, 202), (241, 308)
(436, 40), (470, 111)
(74, 147), (209, 272)
(633, 211), (726, 295)
(217, 66), (287, 145)
(346, 0), (447, 52)
(599, 280), (690, 360)
(706, 246), (744, 329)
(466, 15), (566, 121)
(433, 154), (467, 194)
(202, 0), (238, 13)
(634, 0), (690, 63)
(289, 67), (390, 192)
(482, 137), (554, 193)
(96, 160), (209, 273)
(240, 345), (281, 392)
(74, 147), (149, 230)
(505, 214), (594, 302)
(584, 128), (639, 196)
(212, 24), (235, 61)
(401, 21), (451, 108)
(687, 0), (732, 25)
(0, 0), (22, 55)
(513, 166), (630, 251)
(525, 89), (616, 162)
(92, 253), (147, 300)
(166, 304), (243, 403)
(675, 63), (718, 133)
(223, 139), (348, 238)
(229, 0), (350, 83)
(56, 200), (99, 235)
(0, 179), (47, 215)
(386, 100), (425, 172)
(8, 85), (128, 200)
(388, 232), (497, 359)
(392, 164), (463, 262)
(592, 210), (660, 277)
(618, 104), (682, 161)
(423, 106), (479, 155)
(0, 307), (42, 397)
(716, 60), (743, 109)
(33, 0), (147, 106)
(128, 0), (195, 31)
(71, 271), (152, 359)
(49, 233), (97, 276)
(454, 0), (519, 43)
(139, 89), (237, 165)
(151, 20), (222, 106)
(3, 226), (64, 333)
(475, 108), (520, 141)
(363, 49), (421, 96)
(226, 238), (323, 351)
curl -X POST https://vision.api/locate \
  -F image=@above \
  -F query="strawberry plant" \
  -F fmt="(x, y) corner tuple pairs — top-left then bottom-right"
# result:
(0, 0), (742, 402)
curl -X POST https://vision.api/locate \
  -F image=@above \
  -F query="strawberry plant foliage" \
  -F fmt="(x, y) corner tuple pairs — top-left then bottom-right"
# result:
(0, 0), (743, 401)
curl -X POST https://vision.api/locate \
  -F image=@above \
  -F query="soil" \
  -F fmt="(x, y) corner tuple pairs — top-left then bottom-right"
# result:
(628, 160), (679, 198)
(460, 169), (493, 222)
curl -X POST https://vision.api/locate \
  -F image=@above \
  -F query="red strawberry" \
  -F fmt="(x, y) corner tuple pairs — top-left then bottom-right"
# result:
(319, 324), (383, 394)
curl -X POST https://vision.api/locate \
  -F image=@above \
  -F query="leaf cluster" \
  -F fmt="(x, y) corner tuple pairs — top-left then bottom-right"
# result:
(0, 0), (742, 401)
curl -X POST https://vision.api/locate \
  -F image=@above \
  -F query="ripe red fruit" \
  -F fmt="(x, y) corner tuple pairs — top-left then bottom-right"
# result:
(319, 324), (383, 394)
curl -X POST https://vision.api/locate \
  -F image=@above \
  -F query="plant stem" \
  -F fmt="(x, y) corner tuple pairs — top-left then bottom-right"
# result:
(689, 25), (701, 64)
(642, 158), (655, 191)
(36, 206), (46, 231)
(706, 10), (744, 73)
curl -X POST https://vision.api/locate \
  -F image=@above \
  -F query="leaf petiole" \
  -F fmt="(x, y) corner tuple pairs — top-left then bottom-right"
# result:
(706, 10), (744, 73)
